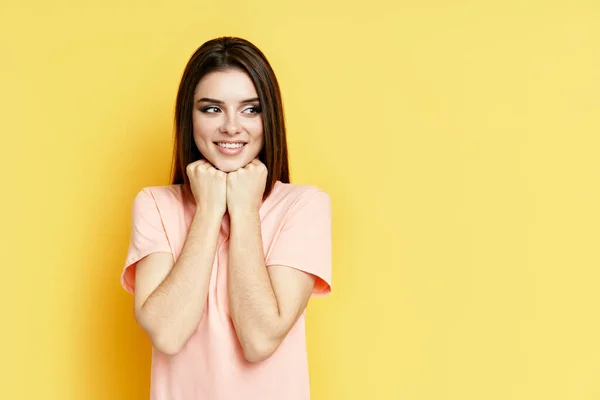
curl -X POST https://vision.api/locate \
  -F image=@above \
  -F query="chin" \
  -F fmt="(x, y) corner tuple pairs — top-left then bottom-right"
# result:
(214, 165), (238, 173)
(211, 158), (247, 173)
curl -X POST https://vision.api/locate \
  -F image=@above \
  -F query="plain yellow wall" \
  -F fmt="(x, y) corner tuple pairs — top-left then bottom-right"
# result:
(1, 1), (599, 399)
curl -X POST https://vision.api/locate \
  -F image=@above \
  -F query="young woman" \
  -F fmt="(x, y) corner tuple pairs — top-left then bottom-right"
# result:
(121, 36), (332, 399)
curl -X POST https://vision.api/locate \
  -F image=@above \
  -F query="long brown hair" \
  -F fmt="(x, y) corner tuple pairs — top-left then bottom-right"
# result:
(170, 36), (290, 202)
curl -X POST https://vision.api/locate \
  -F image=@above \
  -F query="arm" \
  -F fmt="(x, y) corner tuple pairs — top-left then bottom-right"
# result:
(228, 209), (316, 363)
(134, 210), (221, 355)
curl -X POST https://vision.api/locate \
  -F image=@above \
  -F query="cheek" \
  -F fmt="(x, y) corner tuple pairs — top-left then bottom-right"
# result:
(192, 117), (217, 141)
(247, 119), (264, 140)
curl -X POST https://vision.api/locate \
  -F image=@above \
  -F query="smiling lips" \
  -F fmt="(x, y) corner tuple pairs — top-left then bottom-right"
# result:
(215, 141), (247, 156)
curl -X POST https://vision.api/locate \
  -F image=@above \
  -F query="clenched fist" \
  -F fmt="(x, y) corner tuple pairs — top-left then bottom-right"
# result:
(226, 159), (268, 216)
(186, 159), (227, 217)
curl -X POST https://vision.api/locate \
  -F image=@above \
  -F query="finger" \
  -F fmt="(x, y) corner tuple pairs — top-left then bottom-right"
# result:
(188, 159), (207, 170)
(254, 159), (267, 171)
(244, 159), (259, 170)
(197, 159), (212, 168)
(200, 159), (219, 171)
(252, 159), (267, 172)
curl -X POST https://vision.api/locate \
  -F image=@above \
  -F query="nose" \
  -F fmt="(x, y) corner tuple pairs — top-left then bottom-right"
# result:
(220, 113), (242, 135)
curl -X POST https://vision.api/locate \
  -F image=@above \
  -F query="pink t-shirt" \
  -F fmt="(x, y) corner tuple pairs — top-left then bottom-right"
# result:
(121, 181), (332, 400)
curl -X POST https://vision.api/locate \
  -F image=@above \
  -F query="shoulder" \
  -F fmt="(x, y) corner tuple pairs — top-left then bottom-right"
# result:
(132, 184), (186, 211)
(270, 181), (329, 202)
(267, 181), (331, 217)
(137, 184), (184, 200)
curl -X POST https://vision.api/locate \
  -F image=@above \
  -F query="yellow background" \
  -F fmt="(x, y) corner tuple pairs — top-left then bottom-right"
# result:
(1, 1), (599, 399)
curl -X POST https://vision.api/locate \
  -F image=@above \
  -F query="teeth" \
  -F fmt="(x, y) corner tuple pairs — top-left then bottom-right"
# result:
(217, 142), (245, 149)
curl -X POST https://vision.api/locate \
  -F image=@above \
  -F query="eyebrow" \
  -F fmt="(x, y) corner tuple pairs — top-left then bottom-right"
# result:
(196, 97), (260, 104)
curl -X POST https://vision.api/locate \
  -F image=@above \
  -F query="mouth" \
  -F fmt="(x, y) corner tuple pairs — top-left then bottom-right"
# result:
(214, 141), (247, 156)
(214, 141), (247, 149)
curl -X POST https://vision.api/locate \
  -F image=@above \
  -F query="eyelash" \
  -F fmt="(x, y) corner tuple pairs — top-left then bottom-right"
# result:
(200, 106), (262, 114)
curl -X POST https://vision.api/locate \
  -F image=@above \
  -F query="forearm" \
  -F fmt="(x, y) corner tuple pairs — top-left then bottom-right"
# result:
(228, 210), (281, 361)
(139, 211), (221, 354)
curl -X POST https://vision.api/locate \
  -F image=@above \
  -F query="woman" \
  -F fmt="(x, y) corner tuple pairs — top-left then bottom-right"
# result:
(121, 36), (332, 399)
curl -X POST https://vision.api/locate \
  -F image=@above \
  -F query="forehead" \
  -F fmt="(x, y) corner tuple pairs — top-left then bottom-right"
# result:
(194, 69), (258, 100)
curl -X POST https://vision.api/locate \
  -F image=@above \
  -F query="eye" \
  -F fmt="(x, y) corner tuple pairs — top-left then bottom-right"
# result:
(243, 105), (262, 114)
(200, 106), (221, 113)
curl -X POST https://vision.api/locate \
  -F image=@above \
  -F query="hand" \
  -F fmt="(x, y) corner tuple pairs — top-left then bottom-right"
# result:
(226, 159), (268, 216)
(186, 159), (227, 217)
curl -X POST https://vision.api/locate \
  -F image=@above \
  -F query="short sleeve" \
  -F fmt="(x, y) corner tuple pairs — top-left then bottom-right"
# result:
(120, 188), (172, 294)
(266, 189), (332, 296)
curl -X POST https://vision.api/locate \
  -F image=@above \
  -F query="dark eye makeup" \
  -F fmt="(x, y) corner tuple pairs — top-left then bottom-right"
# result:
(198, 105), (262, 114)
(200, 106), (220, 113)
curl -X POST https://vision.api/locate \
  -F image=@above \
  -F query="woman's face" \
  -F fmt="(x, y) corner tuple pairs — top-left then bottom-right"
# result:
(192, 69), (264, 173)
